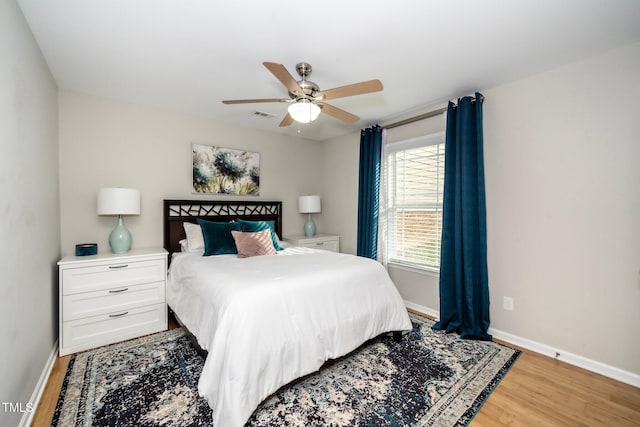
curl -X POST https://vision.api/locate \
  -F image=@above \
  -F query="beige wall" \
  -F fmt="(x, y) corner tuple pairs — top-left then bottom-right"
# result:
(0, 2), (59, 426)
(316, 132), (360, 254)
(58, 91), (323, 256)
(483, 42), (640, 374)
(322, 42), (640, 376)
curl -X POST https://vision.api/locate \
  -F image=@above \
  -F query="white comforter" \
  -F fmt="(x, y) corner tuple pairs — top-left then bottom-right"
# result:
(167, 246), (412, 427)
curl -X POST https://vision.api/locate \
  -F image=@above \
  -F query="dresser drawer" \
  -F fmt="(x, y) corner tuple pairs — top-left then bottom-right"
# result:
(61, 303), (166, 356)
(62, 259), (165, 295)
(283, 234), (340, 253)
(303, 240), (339, 252)
(62, 281), (165, 321)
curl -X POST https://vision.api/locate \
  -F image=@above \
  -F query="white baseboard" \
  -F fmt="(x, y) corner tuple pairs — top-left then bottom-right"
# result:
(20, 340), (58, 427)
(403, 300), (439, 319)
(488, 327), (640, 388)
(403, 300), (640, 388)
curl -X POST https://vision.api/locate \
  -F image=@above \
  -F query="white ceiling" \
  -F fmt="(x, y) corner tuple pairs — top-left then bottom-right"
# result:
(17, 0), (640, 141)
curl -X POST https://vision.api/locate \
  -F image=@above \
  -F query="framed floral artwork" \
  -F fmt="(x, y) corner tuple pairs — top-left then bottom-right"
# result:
(192, 144), (260, 195)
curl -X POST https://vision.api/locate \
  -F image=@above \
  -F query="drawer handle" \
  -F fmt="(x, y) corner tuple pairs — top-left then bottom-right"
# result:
(108, 288), (129, 294)
(109, 311), (129, 318)
(108, 264), (129, 269)
(315, 242), (324, 245)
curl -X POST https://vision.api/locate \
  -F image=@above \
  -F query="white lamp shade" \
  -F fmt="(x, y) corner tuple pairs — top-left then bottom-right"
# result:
(288, 102), (321, 124)
(97, 188), (141, 215)
(298, 195), (321, 214)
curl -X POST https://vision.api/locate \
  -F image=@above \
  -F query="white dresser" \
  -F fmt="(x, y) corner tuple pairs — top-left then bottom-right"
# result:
(283, 234), (340, 253)
(58, 248), (168, 356)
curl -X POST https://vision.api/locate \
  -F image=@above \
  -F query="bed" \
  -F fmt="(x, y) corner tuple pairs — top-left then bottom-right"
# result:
(163, 200), (412, 426)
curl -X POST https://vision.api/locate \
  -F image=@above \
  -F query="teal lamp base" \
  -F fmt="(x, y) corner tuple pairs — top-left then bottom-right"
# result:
(304, 214), (316, 237)
(109, 216), (132, 254)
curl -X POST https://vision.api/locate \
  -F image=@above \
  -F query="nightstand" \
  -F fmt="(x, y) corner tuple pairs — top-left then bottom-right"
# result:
(58, 247), (168, 356)
(283, 234), (340, 253)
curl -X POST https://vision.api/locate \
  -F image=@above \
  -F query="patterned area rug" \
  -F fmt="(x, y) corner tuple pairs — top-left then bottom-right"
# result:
(52, 312), (520, 426)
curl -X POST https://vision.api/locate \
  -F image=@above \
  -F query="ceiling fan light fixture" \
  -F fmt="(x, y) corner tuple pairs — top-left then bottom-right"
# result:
(288, 101), (321, 123)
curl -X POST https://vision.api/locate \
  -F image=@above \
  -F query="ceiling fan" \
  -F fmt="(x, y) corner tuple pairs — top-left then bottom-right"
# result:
(222, 62), (383, 127)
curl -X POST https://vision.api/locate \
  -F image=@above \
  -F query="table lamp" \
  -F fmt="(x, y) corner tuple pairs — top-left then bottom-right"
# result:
(97, 188), (140, 253)
(298, 195), (321, 237)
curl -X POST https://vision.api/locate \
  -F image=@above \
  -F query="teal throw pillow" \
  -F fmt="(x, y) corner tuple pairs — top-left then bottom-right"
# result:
(197, 219), (241, 256)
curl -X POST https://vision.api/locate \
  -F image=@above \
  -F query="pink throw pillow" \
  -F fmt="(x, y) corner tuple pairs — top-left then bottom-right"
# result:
(231, 229), (277, 258)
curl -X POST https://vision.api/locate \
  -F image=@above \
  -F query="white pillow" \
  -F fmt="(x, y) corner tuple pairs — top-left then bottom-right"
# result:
(278, 240), (291, 249)
(183, 222), (205, 252)
(179, 239), (189, 252)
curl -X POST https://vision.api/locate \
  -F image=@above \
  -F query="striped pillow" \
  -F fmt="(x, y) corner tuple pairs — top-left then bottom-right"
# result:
(231, 229), (277, 258)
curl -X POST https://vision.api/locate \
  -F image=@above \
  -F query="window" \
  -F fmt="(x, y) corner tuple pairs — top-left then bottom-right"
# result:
(384, 132), (445, 271)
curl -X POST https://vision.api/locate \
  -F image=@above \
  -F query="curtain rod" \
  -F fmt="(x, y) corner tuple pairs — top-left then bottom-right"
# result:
(384, 107), (447, 129)
(384, 94), (484, 130)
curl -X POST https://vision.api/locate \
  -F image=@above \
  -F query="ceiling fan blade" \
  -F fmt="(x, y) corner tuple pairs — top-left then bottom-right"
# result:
(222, 98), (289, 104)
(316, 79), (383, 101)
(279, 113), (294, 127)
(263, 62), (303, 95)
(262, 62), (304, 95)
(319, 102), (359, 123)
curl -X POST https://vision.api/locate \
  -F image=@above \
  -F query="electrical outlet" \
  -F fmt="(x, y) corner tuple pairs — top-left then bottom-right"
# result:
(503, 296), (514, 311)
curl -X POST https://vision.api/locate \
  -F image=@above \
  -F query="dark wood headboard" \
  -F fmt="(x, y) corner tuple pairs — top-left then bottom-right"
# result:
(163, 199), (282, 257)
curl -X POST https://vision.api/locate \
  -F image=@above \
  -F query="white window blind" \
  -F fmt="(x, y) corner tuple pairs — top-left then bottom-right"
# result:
(385, 132), (445, 271)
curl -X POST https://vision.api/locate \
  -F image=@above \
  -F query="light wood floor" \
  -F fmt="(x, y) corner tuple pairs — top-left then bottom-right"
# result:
(32, 313), (640, 426)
